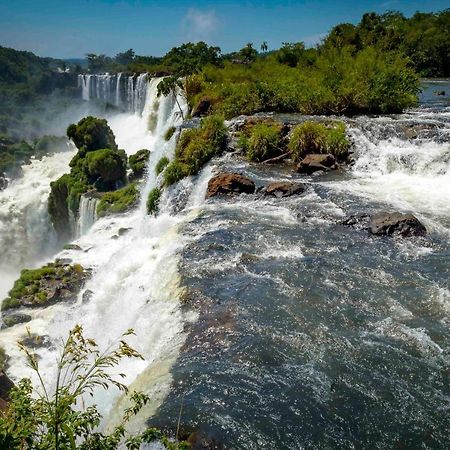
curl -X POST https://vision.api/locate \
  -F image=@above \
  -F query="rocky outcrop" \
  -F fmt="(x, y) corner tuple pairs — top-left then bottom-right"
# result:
(369, 212), (426, 237)
(1, 313), (32, 329)
(0, 371), (14, 411)
(206, 173), (256, 198)
(2, 261), (90, 311)
(264, 181), (306, 198)
(296, 154), (336, 174)
(192, 96), (212, 117)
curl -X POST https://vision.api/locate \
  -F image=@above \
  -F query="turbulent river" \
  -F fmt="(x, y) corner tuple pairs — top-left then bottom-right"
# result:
(0, 78), (449, 448)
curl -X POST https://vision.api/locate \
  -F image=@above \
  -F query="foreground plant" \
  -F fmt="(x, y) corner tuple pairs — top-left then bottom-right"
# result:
(0, 326), (188, 449)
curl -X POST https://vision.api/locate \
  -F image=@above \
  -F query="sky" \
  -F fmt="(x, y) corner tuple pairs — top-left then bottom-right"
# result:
(0, 0), (448, 59)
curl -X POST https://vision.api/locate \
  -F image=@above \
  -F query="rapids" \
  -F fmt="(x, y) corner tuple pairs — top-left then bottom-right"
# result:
(0, 78), (449, 448)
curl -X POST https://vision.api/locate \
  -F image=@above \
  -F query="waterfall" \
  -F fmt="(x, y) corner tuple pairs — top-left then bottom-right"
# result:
(79, 73), (151, 115)
(77, 194), (99, 236)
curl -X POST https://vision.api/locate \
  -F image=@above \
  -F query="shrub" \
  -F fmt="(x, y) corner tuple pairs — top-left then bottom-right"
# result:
(146, 188), (161, 215)
(129, 149), (150, 177)
(164, 126), (176, 141)
(66, 116), (117, 152)
(163, 160), (190, 186)
(85, 148), (127, 185)
(0, 325), (189, 449)
(155, 156), (170, 175)
(245, 122), (282, 162)
(96, 183), (138, 217)
(288, 120), (350, 161)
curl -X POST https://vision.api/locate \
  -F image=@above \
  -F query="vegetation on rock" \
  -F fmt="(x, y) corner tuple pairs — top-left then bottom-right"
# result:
(129, 149), (150, 178)
(163, 115), (227, 186)
(66, 116), (117, 152)
(146, 188), (161, 215)
(155, 156), (170, 175)
(1, 261), (88, 311)
(239, 122), (283, 162)
(288, 121), (350, 161)
(164, 126), (176, 142)
(96, 183), (139, 218)
(0, 325), (188, 449)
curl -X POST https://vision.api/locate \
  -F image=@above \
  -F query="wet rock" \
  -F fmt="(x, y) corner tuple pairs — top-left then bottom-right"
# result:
(0, 371), (14, 411)
(0, 173), (7, 191)
(118, 227), (131, 236)
(1, 313), (32, 329)
(264, 181), (306, 198)
(206, 172), (256, 198)
(434, 90), (445, 96)
(63, 244), (82, 251)
(187, 431), (225, 450)
(296, 154), (336, 174)
(369, 212), (426, 237)
(192, 96), (213, 117)
(341, 214), (370, 230)
(19, 333), (54, 349)
(82, 289), (94, 304)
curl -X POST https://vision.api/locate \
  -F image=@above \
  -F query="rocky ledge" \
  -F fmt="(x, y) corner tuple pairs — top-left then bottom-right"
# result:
(1, 260), (90, 313)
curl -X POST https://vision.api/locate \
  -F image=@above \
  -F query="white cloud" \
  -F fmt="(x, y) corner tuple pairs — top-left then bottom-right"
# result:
(181, 8), (219, 42)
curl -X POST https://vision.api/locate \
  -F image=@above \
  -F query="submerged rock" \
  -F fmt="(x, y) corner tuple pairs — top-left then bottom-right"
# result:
(206, 172), (256, 198)
(1, 261), (90, 311)
(264, 181), (306, 198)
(369, 212), (426, 237)
(296, 154), (336, 174)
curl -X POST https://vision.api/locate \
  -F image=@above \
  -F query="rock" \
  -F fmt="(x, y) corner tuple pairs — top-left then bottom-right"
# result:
(0, 173), (7, 190)
(434, 90), (445, 96)
(1, 313), (32, 329)
(118, 227), (131, 236)
(341, 214), (370, 229)
(82, 289), (94, 303)
(63, 244), (82, 251)
(192, 96), (212, 117)
(0, 371), (14, 411)
(206, 172), (256, 198)
(369, 212), (426, 237)
(19, 333), (53, 349)
(264, 181), (306, 198)
(296, 154), (336, 174)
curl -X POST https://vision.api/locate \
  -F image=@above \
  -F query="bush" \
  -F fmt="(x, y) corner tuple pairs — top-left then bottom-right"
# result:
(0, 325), (188, 449)
(164, 126), (176, 141)
(96, 183), (138, 217)
(146, 188), (161, 215)
(85, 148), (127, 185)
(155, 156), (170, 175)
(67, 116), (117, 152)
(288, 120), (350, 161)
(244, 122), (282, 162)
(164, 115), (227, 185)
(129, 149), (150, 177)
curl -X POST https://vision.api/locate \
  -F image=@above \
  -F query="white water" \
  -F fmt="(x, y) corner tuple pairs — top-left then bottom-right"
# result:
(77, 195), (99, 236)
(0, 148), (76, 299)
(328, 121), (450, 234)
(0, 80), (192, 424)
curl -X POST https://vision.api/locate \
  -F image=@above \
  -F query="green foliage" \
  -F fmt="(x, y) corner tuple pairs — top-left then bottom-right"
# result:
(85, 148), (126, 184)
(146, 188), (161, 215)
(288, 120), (350, 161)
(129, 149), (150, 178)
(67, 116), (117, 152)
(0, 325), (189, 449)
(164, 126), (176, 142)
(1, 262), (86, 311)
(96, 183), (139, 218)
(238, 43), (258, 63)
(155, 156), (170, 175)
(242, 122), (282, 162)
(0, 346), (6, 371)
(163, 115), (227, 186)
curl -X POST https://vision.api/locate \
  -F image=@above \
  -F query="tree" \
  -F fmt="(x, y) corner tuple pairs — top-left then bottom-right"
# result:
(261, 41), (268, 53)
(115, 49), (135, 66)
(238, 43), (258, 63)
(0, 325), (189, 449)
(157, 76), (185, 119)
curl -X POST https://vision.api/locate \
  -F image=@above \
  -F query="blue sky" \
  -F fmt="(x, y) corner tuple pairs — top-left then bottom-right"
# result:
(0, 0), (447, 58)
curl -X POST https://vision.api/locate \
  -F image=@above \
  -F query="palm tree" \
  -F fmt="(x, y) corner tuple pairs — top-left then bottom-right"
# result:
(261, 41), (268, 53)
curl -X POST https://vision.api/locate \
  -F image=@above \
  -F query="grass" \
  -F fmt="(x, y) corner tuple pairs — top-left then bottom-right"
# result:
(239, 121), (283, 162)
(155, 156), (170, 175)
(96, 183), (138, 217)
(146, 188), (161, 215)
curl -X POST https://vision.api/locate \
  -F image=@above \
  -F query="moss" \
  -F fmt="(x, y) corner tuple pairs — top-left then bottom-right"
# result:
(1, 262), (88, 311)
(164, 126), (176, 141)
(67, 116), (117, 152)
(164, 115), (227, 186)
(244, 122), (282, 162)
(129, 149), (150, 178)
(85, 148), (127, 187)
(155, 156), (170, 175)
(288, 120), (350, 161)
(96, 183), (139, 218)
(146, 188), (161, 215)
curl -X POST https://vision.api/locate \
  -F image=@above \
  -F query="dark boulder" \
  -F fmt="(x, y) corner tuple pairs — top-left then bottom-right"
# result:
(264, 181), (306, 198)
(296, 154), (336, 174)
(192, 96), (212, 117)
(206, 172), (256, 198)
(369, 212), (426, 237)
(0, 371), (14, 411)
(0, 173), (7, 191)
(1, 313), (32, 329)
(434, 90), (445, 96)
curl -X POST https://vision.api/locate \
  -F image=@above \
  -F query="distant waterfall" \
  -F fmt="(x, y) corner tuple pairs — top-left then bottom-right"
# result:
(77, 194), (99, 236)
(77, 73), (150, 115)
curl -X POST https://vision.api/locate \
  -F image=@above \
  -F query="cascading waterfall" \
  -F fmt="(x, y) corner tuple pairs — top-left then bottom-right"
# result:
(0, 82), (190, 424)
(78, 73), (150, 115)
(77, 194), (100, 237)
